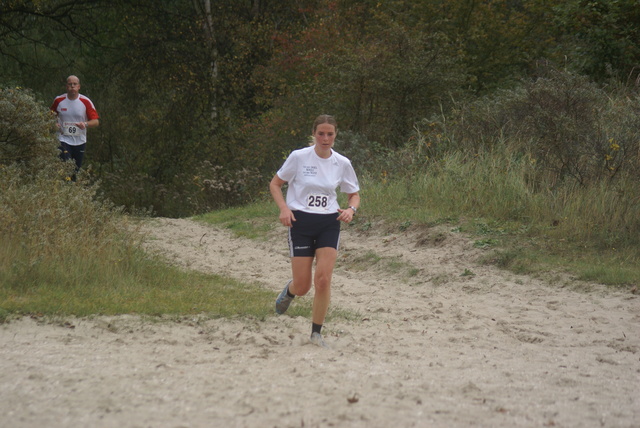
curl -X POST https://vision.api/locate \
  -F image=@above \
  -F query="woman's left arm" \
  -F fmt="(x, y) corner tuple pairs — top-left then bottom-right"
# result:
(347, 192), (360, 212)
(337, 192), (360, 223)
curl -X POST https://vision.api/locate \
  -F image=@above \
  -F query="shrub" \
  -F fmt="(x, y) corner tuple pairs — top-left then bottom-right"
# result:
(335, 131), (390, 175)
(0, 88), (138, 292)
(0, 87), (58, 171)
(100, 161), (263, 217)
(385, 68), (640, 250)
(0, 162), (130, 266)
(409, 67), (640, 188)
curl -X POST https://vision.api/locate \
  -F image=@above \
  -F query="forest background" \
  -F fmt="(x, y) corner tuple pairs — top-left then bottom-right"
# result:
(1, 0), (640, 293)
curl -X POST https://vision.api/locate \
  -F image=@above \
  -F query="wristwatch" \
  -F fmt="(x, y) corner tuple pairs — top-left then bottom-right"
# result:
(348, 206), (357, 215)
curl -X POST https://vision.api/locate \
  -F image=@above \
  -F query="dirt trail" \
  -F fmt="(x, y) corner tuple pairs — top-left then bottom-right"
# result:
(1, 217), (638, 428)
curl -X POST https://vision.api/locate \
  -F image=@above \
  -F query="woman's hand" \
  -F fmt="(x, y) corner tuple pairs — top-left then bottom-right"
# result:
(279, 208), (296, 227)
(337, 207), (355, 223)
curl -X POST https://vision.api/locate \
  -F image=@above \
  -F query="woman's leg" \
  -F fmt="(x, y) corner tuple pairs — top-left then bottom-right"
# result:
(289, 256), (314, 296)
(311, 247), (337, 325)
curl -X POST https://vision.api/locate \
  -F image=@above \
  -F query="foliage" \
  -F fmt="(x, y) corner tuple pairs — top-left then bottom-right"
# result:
(0, 88), (137, 302)
(0, 87), (58, 171)
(552, 0), (640, 82)
(80, 0), (317, 215)
(258, 1), (467, 147)
(0, 160), (128, 271)
(0, 0), (107, 91)
(2, 0), (640, 217)
(375, 67), (640, 255)
(430, 0), (563, 92)
(412, 66), (640, 187)
(334, 131), (390, 175)
(99, 161), (264, 217)
(359, 151), (640, 284)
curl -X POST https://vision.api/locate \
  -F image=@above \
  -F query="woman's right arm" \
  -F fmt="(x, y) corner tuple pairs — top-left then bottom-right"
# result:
(270, 175), (296, 227)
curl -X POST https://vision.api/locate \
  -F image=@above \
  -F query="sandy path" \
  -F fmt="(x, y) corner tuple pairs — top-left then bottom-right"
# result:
(1, 217), (638, 428)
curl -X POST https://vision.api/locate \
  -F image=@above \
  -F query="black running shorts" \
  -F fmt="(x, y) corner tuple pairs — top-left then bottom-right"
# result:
(288, 210), (341, 257)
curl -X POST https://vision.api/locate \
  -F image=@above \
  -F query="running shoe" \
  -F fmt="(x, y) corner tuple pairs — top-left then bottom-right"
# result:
(310, 332), (328, 348)
(275, 279), (294, 314)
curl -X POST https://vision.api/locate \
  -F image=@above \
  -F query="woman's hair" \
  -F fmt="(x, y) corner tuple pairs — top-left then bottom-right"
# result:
(312, 114), (338, 134)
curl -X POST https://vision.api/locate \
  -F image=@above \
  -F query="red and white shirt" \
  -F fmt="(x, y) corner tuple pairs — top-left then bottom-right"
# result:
(50, 94), (99, 146)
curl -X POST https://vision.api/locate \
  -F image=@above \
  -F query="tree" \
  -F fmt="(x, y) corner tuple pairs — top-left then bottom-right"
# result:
(552, 0), (640, 82)
(255, 0), (466, 147)
(0, 0), (107, 90)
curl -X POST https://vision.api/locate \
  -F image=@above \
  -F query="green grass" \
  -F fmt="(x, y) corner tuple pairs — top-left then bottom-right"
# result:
(194, 200), (276, 239)
(337, 249), (420, 282)
(357, 150), (640, 288)
(0, 240), (276, 319)
(0, 164), (285, 321)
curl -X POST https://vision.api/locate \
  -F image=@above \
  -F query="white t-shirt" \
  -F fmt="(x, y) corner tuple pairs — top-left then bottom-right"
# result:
(277, 146), (360, 214)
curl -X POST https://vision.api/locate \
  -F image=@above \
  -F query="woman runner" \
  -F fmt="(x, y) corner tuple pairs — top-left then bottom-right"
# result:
(269, 114), (360, 348)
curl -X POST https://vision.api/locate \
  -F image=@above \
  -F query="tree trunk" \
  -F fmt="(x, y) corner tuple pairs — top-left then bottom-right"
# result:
(192, 0), (219, 122)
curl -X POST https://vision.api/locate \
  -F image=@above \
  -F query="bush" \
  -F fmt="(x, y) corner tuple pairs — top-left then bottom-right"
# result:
(0, 161), (130, 267)
(409, 67), (640, 188)
(0, 88), (139, 292)
(334, 131), (390, 175)
(0, 87), (58, 171)
(100, 161), (263, 217)
(386, 67), (640, 250)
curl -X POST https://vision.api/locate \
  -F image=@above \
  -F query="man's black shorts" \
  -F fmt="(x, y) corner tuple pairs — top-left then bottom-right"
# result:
(288, 210), (341, 257)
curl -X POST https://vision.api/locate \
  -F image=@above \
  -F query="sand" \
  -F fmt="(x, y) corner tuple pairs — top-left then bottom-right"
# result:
(1, 217), (638, 428)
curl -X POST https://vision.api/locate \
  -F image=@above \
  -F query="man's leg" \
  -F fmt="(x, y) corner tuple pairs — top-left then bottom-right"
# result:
(59, 142), (71, 162)
(68, 144), (85, 181)
(69, 144), (86, 170)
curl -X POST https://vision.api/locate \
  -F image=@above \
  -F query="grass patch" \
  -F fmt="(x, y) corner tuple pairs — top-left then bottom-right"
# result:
(338, 249), (420, 281)
(356, 151), (640, 288)
(0, 163), (280, 320)
(327, 307), (364, 323)
(0, 242), (276, 319)
(474, 238), (500, 249)
(194, 200), (276, 239)
(519, 241), (638, 287)
(340, 250), (382, 272)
